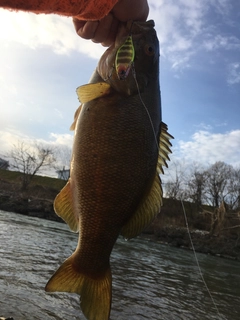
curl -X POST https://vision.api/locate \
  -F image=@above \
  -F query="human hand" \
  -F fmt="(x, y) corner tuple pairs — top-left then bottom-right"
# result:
(72, 0), (149, 47)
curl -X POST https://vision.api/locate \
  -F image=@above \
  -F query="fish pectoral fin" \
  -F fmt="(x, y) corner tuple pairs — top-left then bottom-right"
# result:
(76, 82), (111, 103)
(54, 181), (79, 232)
(70, 104), (82, 131)
(121, 122), (173, 240)
(121, 173), (163, 239)
(45, 255), (112, 320)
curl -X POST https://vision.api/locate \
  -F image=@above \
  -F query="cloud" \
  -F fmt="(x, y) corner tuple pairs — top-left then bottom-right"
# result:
(227, 62), (240, 85)
(0, 129), (73, 157)
(49, 133), (73, 146)
(148, 0), (239, 75)
(178, 129), (240, 167)
(210, 0), (232, 17)
(1, 2), (239, 74)
(0, 9), (104, 59)
(203, 35), (240, 51)
(149, 0), (206, 70)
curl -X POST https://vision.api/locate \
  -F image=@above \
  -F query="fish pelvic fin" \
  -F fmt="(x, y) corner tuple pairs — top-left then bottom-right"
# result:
(76, 82), (111, 103)
(54, 181), (79, 232)
(45, 255), (112, 320)
(121, 122), (173, 239)
(70, 104), (82, 131)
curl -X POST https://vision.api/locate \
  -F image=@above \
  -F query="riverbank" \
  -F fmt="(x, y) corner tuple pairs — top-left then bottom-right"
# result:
(0, 169), (240, 260)
(140, 227), (240, 261)
(0, 169), (64, 222)
(140, 198), (240, 260)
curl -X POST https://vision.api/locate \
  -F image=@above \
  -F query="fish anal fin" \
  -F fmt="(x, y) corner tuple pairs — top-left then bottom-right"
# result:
(76, 82), (111, 103)
(54, 181), (79, 232)
(45, 255), (112, 320)
(121, 173), (163, 239)
(121, 122), (173, 240)
(70, 104), (82, 131)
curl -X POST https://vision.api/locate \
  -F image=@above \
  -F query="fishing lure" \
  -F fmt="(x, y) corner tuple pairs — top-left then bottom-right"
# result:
(115, 35), (135, 80)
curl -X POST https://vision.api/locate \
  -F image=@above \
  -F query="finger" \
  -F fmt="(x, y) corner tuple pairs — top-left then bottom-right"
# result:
(91, 14), (113, 44)
(101, 18), (119, 47)
(73, 18), (99, 40)
(72, 18), (85, 34)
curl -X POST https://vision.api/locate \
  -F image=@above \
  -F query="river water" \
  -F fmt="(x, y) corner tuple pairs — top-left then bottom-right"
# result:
(0, 210), (239, 320)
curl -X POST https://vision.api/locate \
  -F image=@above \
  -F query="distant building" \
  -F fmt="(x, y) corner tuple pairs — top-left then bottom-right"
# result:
(56, 167), (70, 180)
(0, 158), (9, 170)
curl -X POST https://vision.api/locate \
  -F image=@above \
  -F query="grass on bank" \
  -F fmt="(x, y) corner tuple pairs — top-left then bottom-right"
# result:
(0, 168), (66, 191)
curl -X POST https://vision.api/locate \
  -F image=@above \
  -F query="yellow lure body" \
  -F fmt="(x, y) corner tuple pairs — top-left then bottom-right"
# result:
(115, 35), (135, 80)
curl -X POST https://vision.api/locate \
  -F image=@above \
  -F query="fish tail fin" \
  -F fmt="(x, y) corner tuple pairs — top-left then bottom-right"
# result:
(45, 255), (112, 320)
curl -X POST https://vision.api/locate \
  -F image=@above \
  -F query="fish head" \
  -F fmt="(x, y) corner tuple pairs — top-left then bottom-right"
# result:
(97, 20), (159, 96)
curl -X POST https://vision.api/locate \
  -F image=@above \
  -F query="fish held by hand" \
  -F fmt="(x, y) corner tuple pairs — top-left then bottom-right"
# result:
(45, 20), (173, 320)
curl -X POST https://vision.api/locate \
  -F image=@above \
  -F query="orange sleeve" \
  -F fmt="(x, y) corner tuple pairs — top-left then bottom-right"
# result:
(0, 0), (119, 20)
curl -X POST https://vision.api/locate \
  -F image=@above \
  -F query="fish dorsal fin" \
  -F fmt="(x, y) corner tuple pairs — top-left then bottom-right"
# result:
(76, 82), (111, 103)
(157, 122), (173, 174)
(54, 181), (79, 232)
(121, 122), (173, 239)
(70, 104), (82, 131)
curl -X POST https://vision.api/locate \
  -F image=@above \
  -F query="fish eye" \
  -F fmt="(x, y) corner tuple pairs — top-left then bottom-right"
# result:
(145, 44), (155, 56)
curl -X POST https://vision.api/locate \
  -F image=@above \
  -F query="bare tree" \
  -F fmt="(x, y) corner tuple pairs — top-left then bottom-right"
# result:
(225, 166), (240, 210)
(164, 160), (188, 200)
(9, 141), (56, 190)
(186, 164), (207, 207)
(204, 161), (232, 207)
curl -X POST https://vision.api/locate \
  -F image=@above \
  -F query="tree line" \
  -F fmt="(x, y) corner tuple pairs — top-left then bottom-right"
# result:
(2, 140), (240, 210)
(164, 160), (240, 210)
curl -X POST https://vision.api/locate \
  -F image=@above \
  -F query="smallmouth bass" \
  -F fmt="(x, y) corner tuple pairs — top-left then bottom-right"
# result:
(45, 20), (173, 320)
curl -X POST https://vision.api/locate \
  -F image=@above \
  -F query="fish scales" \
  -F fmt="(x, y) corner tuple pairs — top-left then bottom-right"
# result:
(45, 20), (173, 320)
(71, 96), (157, 274)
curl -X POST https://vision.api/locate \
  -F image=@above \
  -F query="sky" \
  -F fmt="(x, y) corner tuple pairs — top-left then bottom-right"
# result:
(0, 0), (240, 177)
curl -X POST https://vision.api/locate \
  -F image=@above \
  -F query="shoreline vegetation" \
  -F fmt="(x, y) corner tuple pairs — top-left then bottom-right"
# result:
(0, 169), (239, 261)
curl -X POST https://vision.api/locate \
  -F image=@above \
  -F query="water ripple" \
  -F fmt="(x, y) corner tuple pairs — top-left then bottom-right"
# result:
(0, 210), (239, 320)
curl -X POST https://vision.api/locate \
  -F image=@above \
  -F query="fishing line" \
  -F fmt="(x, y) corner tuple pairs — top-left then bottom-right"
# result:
(164, 167), (224, 318)
(180, 197), (224, 319)
(163, 159), (223, 318)
(131, 64), (160, 152)
(131, 54), (224, 320)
